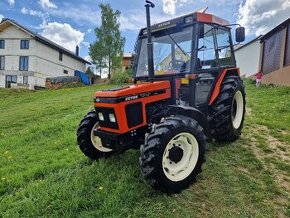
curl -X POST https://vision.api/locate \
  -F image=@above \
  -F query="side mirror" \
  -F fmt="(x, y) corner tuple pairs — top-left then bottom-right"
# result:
(235, 27), (245, 42)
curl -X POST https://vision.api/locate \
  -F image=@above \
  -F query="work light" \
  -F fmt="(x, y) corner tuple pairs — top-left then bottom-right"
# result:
(98, 112), (104, 121)
(109, 113), (116, 123)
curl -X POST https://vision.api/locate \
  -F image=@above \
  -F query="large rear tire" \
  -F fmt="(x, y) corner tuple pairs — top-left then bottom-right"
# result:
(210, 76), (246, 142)
(77, 110), (114, 160)
(139, 115), (206, 194)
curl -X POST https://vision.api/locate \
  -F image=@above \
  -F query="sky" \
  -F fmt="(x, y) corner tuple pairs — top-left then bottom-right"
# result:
(0, 0), (289, 60)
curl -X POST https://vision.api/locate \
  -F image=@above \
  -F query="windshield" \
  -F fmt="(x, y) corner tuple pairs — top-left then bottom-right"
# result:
(136, 27), (193, 77)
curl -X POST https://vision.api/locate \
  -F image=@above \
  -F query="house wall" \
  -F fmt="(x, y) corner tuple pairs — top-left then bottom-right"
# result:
(261, 65), (290, 86)
(235, 40), (261, 77)
(260, 27), (290, 86)
(0, 24), (86, 89)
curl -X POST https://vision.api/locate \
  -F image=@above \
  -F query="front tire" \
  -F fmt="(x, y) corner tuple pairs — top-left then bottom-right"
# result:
(77, 110), (114, 160)
(140, 116), (206, 194)
(210, 76), (246, 142)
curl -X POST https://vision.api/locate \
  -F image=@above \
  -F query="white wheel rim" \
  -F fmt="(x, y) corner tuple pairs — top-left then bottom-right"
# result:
(232, 90), (244, 129)
(162, 132), (199, 182)
(90, 122), (112, 152)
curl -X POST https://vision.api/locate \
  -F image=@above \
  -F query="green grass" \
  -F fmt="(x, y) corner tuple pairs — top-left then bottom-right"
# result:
(0, 81), (289, 217)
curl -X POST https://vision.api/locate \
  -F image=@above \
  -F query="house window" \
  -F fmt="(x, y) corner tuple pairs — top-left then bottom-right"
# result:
(23, 76), (28, 84)
(284, 23), (290, 67)
(63, 70), (68, 74)
(262, 30), (283, 74)
(20, 40), (29, 49)
(0, 40), (5, 49)
(5, 75), (17, 88)
(0, 56), (4, 70)
(59, 52), (63, 61)
(19, 56), (29, 71)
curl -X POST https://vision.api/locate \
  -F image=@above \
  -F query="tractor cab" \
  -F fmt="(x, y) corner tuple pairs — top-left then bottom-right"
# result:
(135, 12), (244, 79)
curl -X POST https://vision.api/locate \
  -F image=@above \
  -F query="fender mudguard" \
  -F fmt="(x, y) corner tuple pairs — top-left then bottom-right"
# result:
(166, 105), (210, 138)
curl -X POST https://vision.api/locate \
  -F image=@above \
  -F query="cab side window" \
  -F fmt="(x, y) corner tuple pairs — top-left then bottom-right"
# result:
(216, 28), (234, 67)
(197, 24), (218, 70)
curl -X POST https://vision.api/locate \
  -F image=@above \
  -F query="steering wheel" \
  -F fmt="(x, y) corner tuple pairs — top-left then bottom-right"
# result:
(169, 60), (186, 70)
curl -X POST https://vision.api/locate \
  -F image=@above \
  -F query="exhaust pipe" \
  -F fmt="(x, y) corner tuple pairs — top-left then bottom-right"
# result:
(145, 0), (155, 82)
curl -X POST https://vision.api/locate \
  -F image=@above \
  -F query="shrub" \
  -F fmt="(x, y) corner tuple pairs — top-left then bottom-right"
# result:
(110, 70), (132, 84)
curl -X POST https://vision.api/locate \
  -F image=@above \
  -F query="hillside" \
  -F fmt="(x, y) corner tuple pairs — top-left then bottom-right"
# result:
(0, 81), (289, 217)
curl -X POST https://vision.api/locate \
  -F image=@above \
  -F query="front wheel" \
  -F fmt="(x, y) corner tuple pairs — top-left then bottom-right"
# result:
(139, 116), (206, 194)
(77, 110), (114, 160)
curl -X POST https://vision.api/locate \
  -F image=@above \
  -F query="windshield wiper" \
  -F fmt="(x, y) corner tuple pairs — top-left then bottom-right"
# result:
(168, 34), (189, 58)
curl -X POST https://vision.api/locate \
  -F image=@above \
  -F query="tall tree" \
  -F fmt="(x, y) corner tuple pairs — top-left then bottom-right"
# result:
(89, 4), (125, 79)
(89, 42), (106, 76)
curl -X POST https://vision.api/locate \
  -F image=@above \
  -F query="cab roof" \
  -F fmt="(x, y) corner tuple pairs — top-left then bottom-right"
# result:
(140, 11), (230, 36)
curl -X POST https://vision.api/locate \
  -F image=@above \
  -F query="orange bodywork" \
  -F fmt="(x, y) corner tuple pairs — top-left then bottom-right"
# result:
(196, 12), (230, 26)
(94, 81), (171, 134)
(208, 68), (240, 105)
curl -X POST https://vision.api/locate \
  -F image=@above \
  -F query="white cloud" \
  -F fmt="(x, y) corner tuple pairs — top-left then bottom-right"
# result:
(41, 22), (84, 52)
(0, 14), (4, 22)
(237, 0), (290, 36)
(82, 41), (90, 48)
(39, 0), (57, 9)
(119, 9), (174, 31)
(8, 0), (15, 7)
(46, 4), (100, 26)
(161, 0), (190, 15)
(21, 7), (46, 18)
(162, 0), (177, 15)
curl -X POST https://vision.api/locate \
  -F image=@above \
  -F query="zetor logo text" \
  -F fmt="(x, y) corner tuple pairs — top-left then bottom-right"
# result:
(125, 95), (139, 101)
(157, 21), (171, 28)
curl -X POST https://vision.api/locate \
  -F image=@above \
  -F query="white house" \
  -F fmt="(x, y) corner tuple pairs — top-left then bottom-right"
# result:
(0, 18), (89, 89)
(235, 35), (263, 78)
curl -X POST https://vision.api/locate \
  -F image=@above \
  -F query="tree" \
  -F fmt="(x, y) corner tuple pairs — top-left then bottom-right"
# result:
(89, 42), (106, 77)
(86, 67), (94, 78)
(89, 4), (125, 79)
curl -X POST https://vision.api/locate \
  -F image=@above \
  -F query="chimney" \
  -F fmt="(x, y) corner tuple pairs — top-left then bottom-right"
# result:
(75, 45), (79, 56)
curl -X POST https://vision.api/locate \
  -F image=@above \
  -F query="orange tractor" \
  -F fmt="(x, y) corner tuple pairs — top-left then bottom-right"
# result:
(77, 1), (246, 193)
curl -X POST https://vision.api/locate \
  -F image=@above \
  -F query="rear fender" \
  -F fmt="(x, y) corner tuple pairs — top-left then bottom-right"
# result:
(166, 105), (210, 138)
(209, 68), (240, 105)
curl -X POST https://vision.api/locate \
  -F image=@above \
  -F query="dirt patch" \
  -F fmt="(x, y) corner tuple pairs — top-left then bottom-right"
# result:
(281, 130), (290, 136)
(244, 124), (290, 195)
(236, 166), (251, 175)
(266, 135), (290, 162)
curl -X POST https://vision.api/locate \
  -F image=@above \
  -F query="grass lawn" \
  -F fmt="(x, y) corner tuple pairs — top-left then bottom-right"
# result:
(0, 80), (289, 217)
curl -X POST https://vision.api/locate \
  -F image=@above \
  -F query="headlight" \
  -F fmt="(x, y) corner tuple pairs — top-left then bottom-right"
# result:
(98, 112), (104, 121)
(109, 113), (116, 123)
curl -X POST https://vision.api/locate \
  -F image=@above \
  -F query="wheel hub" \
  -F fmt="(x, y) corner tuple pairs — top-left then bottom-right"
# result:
(168, 146), (184, 163)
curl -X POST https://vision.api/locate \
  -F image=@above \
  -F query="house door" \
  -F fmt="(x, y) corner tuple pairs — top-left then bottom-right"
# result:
(5, 75), (17, 88)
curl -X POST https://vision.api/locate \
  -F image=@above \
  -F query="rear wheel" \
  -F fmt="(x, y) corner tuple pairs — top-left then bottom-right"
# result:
(77, 110), (114, 160)
(210, 76), (246, 142)
(139, 116), (206, 194)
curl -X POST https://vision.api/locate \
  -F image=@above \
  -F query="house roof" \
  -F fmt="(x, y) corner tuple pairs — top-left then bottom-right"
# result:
(0, 18), (90, 64)
(260, 17), (290, 41)
(123, 52), (133, 58)
(234, 35), (263, 52)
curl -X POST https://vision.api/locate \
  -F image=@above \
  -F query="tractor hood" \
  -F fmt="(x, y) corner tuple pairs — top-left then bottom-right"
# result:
(94, 81), (170, 101)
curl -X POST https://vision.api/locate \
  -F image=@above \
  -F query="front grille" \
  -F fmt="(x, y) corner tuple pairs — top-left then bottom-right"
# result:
(95, 107), (119, 129)
(125, 102), (143, 128)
